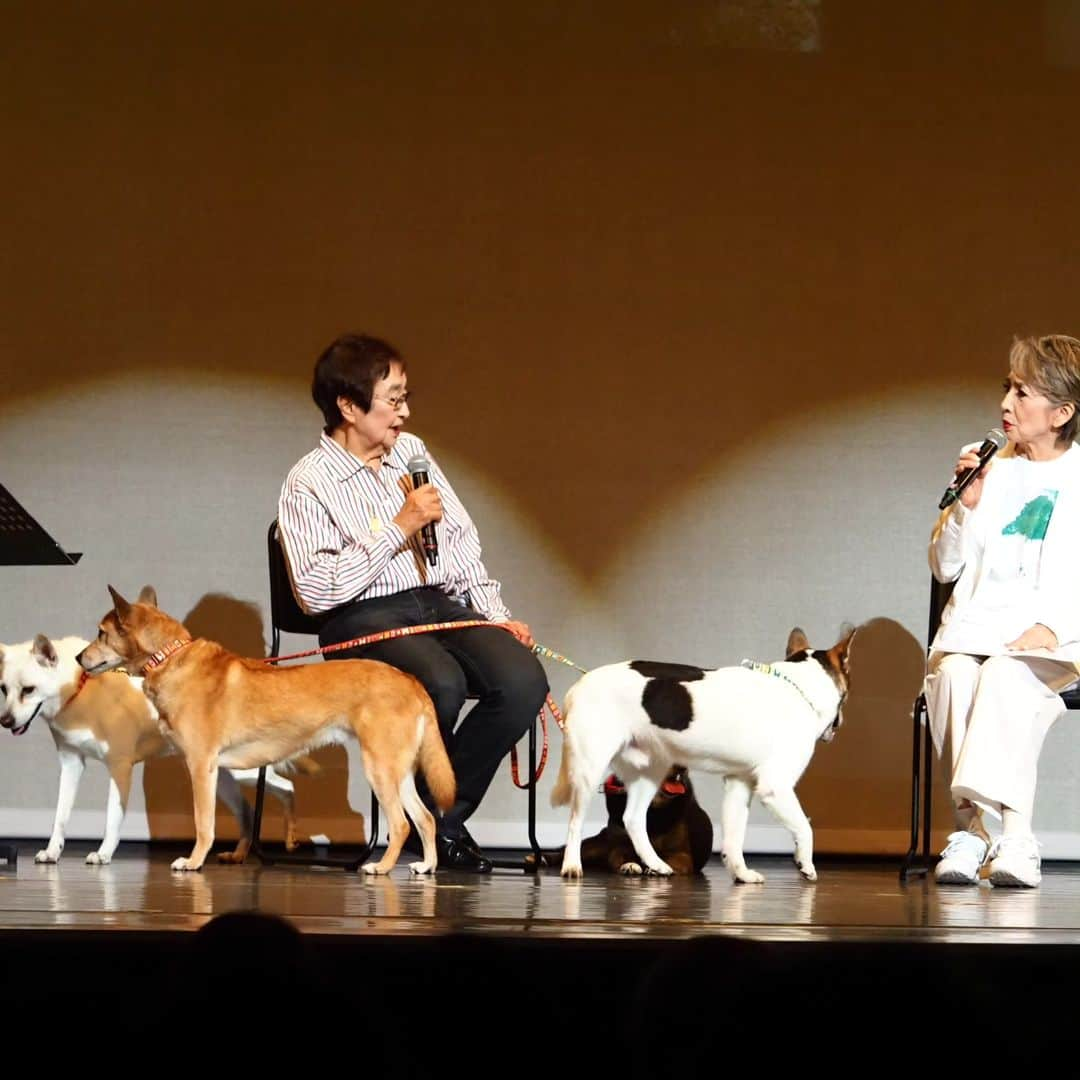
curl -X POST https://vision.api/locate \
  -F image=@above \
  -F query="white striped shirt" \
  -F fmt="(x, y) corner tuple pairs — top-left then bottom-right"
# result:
(278, 431), (511, 621)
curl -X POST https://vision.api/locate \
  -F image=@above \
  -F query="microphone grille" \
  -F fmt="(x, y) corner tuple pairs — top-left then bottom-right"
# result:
(407, 455), (430, 474)
(986, 428), (1007, 450)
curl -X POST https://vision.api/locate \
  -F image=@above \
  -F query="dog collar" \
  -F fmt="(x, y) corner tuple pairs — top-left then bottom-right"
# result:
(69, 670), (90, 702)
(142, 638), (192, 672)
(603, 774), (625, 796)
(602, 774), (687, 797)
(741, 659), (836, 736)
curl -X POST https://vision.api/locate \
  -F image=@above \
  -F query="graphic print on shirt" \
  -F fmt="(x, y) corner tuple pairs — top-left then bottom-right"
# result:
(998, 487), (1059, 582)
(1002, 491), (1058, 541)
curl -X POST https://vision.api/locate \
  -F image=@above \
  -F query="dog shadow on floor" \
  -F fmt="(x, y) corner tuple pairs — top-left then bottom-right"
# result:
(142, 592), (368, 852)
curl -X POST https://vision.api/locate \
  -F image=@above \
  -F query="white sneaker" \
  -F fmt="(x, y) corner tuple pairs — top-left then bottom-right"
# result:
(987, 834), (1041, 888)
(934, 830), (989, 884)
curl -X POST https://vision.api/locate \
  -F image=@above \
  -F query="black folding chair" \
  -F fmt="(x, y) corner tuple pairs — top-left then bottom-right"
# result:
(252, 520), (544, 872)
(900, 576), (1080, 882)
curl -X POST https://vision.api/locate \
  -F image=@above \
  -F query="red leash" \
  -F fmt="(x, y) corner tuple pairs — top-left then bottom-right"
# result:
(263, 619), (566, 787)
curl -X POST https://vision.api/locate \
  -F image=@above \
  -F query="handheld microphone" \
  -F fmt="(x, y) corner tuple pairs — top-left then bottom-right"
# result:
(407, 454), (438, 566)
(938, 428), (1007, 510)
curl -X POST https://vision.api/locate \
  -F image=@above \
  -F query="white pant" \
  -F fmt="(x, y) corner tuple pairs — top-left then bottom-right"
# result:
(924, 652), (1077, 821)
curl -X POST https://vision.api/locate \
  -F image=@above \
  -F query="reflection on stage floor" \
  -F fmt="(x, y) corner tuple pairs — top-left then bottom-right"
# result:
(4, 841), (1080, 944)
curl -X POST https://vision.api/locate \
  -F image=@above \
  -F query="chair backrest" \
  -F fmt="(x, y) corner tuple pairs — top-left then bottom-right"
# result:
(267, 520), (329, 643)
(926, 577), (956, 648)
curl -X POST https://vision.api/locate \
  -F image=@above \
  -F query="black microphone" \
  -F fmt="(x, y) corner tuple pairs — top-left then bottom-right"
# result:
(407, 454), (438, 566)
(938, 428), (1007, 510)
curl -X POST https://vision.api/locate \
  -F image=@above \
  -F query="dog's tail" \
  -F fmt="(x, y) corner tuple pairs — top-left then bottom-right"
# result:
(550, 685), (575, 807)
(550, 739), (572, 807)
(417, 699), (456, 812)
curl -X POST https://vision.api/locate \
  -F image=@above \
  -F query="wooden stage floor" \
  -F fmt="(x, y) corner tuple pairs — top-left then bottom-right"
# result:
(3, 840), (1080, 943)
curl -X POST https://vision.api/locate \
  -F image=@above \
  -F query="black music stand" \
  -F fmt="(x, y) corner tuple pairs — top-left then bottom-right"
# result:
(0, 483), (82, 868)
(0, 483), (82, 566)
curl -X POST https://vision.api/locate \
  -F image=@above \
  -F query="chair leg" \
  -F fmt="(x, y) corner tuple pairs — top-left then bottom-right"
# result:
(900, 694), (932, 882)
(921, 715), (934, 861)
(490, 715), (544, 872)
(248, 765), (269, 863)
(526, 717), (542, 862)
(248, 763), (378, 872)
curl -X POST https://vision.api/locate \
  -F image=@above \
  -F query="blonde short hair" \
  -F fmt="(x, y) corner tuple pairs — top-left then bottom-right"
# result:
(1009, 334), (1080, 446)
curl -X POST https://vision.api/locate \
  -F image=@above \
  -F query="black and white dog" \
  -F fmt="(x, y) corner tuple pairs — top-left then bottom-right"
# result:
(550, 627), (855, 884)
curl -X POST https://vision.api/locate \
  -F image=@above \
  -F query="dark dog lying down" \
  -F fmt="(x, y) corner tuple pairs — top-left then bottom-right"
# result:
(534, 766), (713, 875)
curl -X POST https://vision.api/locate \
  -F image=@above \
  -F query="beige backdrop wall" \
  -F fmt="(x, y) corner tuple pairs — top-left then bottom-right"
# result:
(4, 2), (1080, 856)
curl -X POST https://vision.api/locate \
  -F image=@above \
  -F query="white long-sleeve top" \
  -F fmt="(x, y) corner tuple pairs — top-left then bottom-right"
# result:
(929, 441), (1080, 663)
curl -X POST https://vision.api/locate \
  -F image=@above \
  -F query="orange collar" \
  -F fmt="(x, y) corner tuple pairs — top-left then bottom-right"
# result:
(141, 638), (193, 673)
(68, 670), (90, 704)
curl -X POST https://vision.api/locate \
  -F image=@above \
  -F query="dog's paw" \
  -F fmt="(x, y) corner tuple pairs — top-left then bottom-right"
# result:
(560, 862), (584, 880)
(170, 857), (203, 872)
(216, 851), (245, 864)
(34, 849), (60, 864)
(85, 851), (111, 866)
(733, 868), (766, 885)
(619, 861), (644, 876)
(408, 859), (436, 875)
(797, 862), (818, 882)
(644, 862), (675, 877)
(361, 862), (388, 876)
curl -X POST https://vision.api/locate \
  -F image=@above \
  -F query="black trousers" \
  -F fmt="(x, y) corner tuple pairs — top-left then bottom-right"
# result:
(319, 587), (548, 836)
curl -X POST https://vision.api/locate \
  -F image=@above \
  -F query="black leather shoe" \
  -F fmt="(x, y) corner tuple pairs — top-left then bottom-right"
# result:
(401, 826), (492, 873)
(437, 832), (493, 873)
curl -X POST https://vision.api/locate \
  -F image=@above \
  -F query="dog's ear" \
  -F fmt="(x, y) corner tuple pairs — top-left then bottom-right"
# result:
(829, 624), (858, 674)
(137, 585), (158, 608)
(785, 627), (810, 656)
(32, 634), (59, 669)
(108, 585), (133, 624)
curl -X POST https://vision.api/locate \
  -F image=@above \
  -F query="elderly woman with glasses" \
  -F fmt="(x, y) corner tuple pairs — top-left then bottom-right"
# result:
(926, 334), (1080, 888)
(278, 332), (548, 873)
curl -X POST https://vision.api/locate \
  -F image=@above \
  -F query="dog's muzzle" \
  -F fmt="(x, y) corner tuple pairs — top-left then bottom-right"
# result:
(4, 701), (41, 736)
(821, 701), (846, 743)
(77, 653), (120, 676)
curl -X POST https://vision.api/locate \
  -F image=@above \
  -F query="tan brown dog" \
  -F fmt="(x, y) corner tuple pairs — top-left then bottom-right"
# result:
(77, 586), (455, 875)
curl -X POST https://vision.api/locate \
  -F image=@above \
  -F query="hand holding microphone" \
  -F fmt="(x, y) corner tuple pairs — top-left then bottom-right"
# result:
(402, 455), (440, 566)
(939, 428), (1007, 511)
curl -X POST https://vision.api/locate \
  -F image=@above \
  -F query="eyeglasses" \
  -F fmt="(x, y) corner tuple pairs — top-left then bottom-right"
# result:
(372, 390), (412, 411)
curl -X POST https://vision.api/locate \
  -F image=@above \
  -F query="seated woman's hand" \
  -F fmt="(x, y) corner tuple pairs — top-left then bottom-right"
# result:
(393, 483), (443, 537)
(1006, 624), (1059, 651)
(954, 448), (991, 510)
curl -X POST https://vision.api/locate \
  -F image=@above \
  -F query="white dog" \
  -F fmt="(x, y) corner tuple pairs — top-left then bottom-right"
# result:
(551, 627), (855, 884)
(0, 632), (312, 865)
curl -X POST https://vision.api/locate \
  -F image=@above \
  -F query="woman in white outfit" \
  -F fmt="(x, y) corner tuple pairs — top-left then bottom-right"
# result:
(926, 334), (1080, 887)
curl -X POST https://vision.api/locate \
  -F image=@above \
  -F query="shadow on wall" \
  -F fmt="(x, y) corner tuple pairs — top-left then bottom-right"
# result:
(142, 592), (367, 849)
(795, 615), (953, 853)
